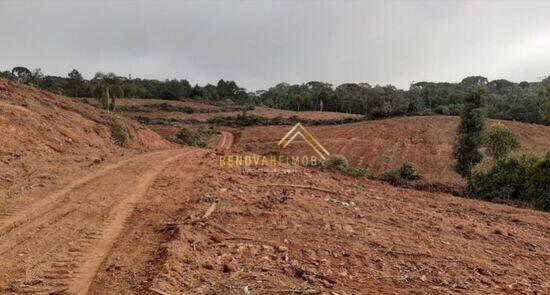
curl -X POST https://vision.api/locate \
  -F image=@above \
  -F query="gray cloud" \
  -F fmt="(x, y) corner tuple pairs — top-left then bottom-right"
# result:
(1, 0), (550, 90)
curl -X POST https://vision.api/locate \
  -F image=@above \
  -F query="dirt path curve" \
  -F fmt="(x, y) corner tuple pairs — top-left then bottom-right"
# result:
(216, 131), (234, 150)
(0, 148), (196, 294)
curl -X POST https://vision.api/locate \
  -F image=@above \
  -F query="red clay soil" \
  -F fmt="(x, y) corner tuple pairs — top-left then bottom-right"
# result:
(87, 150), (550, 294)
(0, 79), (172, 212)
(1, 85), (550, 294)
(237, 116), (550, 187)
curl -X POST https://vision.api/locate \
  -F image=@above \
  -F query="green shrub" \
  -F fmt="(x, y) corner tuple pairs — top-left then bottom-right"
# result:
(206, 114), (363, 127)
(468, 157), (531, 201)
(202, 125), (221, 136)
(338, 166), (372, 177)
(399, 162), (419, 180)
(176, 127), (207, 147)
(378, 168), (403, 185)
(378, 162), (420, 185)
(175, 126), (220, 147)
(111, 121), (132, 147)
(118, 103), (195, 113)
(319, 154), (371, 177)
(482, 123), (521, 162)
(323, 154), (349, 170)
(524, 154), (550, 210)
(468, 154), (550, 211)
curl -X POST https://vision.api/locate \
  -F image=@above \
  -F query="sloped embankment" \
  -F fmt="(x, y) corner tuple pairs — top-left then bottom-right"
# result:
(0, 78), (172, 199)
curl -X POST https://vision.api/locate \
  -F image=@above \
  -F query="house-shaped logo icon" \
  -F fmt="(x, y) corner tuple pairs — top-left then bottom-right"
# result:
(277, 123), (331, 160)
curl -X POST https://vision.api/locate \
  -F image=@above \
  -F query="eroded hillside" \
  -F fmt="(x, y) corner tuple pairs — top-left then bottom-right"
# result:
(0, 79), (172, 201)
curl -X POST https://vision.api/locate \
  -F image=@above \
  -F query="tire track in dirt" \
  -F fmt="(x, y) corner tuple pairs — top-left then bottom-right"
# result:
(66, 150), (195, 295)
(0, 150), (167, 237)
(0, 149), (195, 294)
(216, 131), (234, 150)
(87, 150), (208, 294)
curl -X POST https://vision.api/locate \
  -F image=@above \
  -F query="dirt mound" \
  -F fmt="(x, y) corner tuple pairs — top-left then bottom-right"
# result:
(237, 116), (550, 187)
(0, 79), (172, 200)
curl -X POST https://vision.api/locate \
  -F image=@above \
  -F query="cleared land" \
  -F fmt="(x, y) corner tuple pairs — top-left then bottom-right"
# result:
(236, 116), (550, 187)
(89, 151), (550, 294)
(1, 83), (549, 294)
(106, 98), (364, 122)
(0, 79), (171, 210)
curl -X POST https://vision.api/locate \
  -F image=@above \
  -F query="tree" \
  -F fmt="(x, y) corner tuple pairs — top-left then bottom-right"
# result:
(94, 83), (124, 112)
(68, 69), (83, 81)
(482, 123), (520, 162)
(453, 87), (486, 178)
(93, 73), (124, 112)
(535, 77), (550, 124)
(28, 68), (44, 86)
(541, 99), (550, 123)
(11, 66), (32, 83)
(524, 154), (550, 210)
(542, 76), (550, 94)
(67, 69), (85, 96)
(160, 79), (191, 100)
(460, 76), (488, 87)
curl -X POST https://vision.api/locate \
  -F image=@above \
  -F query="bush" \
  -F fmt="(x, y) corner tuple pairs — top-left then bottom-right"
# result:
(206, 114), (363, 127)
(482, 123), (521, 161)
(399, 162), (419, 180)
(378, 168), (403, 185)
(338, 166), (372, 177)
(378, 162), (420, 185)
(118, 103), (195, 113)
(467, 157), (531, 202)
(175, 126), (220, 147)
(323, 154), (349, 170)
(524, 154), (550, 210)
(175, 127), (208, 147)
(468, 154), (550, 211)
(319, 154), (371, 177)
(110, 121), (132, 147)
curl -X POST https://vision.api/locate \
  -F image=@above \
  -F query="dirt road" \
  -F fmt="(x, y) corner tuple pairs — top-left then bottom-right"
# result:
(0, 149), (198, 294)
(216, 131), (234, 150)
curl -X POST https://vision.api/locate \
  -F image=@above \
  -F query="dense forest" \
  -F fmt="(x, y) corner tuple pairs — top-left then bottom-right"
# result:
(2, 66), (550, 125)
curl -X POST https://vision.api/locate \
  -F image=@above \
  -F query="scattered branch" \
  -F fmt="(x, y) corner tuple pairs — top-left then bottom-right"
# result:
(263, 183), (337, 195)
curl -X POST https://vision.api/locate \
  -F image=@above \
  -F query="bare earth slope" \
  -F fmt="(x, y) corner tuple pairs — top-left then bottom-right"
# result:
(0, 149), (195, 294)
(87, 150), (550, 294)
(1, 84), (549, 294)
(0, 79), (171, 203)
(237, 116), (550, 187)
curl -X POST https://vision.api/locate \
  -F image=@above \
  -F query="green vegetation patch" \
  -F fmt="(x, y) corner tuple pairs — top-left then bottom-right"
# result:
(468, 154), (550, 211)
(110, 119), (133, 147)
(175, 126), (221, 147)
(378, 162), (420, 185)
(207, 114), (362, 127)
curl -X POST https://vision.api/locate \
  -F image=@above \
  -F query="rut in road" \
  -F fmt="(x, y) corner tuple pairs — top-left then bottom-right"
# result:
(0, 149), (195, 294)
(216, 131), (234, 150)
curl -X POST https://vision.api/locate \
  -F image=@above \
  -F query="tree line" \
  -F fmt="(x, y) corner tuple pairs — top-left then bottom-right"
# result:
(2, 67), (550, 125)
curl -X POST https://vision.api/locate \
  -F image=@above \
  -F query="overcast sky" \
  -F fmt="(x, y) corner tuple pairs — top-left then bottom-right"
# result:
(1, 0), (550, 91)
